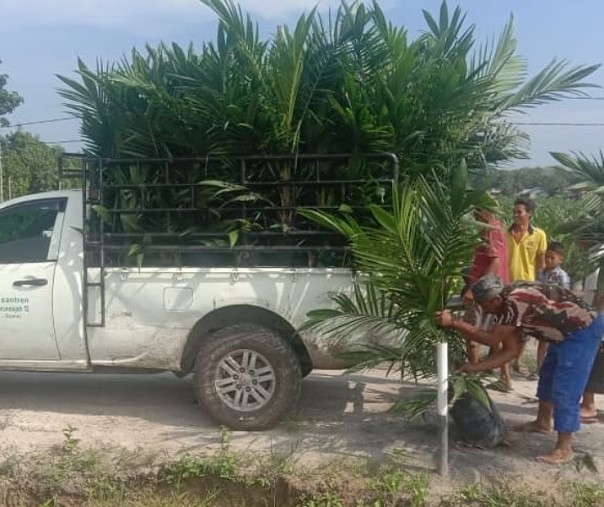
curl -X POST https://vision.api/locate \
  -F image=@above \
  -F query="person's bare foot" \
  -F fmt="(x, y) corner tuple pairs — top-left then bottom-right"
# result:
(513, 420), (551, 433)
(536, 448), (574, 464)
(512, 362), (529, 375)
(580, 407), (598, 420)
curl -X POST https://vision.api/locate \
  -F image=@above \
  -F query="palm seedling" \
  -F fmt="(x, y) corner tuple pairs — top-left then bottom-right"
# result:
(301, 161), (502, 417)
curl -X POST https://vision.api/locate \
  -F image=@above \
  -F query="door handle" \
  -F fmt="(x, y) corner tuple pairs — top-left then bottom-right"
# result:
(13, 278), (48, 287)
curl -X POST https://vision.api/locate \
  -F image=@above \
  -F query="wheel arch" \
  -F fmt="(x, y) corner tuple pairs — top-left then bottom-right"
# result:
(181, 304), (313, 376)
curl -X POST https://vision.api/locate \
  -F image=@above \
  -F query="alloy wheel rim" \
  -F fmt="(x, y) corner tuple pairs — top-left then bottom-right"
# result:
(214, 349), (276, 412)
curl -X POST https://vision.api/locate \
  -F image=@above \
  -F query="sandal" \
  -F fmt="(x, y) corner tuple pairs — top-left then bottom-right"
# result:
(581, 416), (599, 424)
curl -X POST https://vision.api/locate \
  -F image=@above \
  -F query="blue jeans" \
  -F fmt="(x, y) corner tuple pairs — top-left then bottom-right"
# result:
(537, 315), (604, 432)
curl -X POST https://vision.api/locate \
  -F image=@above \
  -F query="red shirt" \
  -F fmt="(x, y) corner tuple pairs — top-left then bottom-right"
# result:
(470, 218), (509, 285)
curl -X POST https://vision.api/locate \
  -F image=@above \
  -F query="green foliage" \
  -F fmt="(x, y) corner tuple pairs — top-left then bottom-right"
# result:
(391, 389), (439, 421)
(57, 1), (598, 176)
(446, 482), (549, 507)
(566, 481), (604, 507)
(392, 372), (499, 420)
(0, 131), (64, 200)
(0, 60), (23, 127)
(299, 492), (345, 507)
(552, 151), (604, 189)
(369, 465), (429, 507)
(450, 373), (492, 408)
(54, 0), (600, 271)
(472, 166), (579, 196)
(302, 163), (485, 381)
(4, 440), (604, 507)
(533, 197), (594, 280)
(61, 425), (81, 455)
(33, 426), (102, 500)
(159, 426), (238, 487)
(551, 150), (604, 299)
(159, 453), (238, 486)
(551, 151), (604, 247)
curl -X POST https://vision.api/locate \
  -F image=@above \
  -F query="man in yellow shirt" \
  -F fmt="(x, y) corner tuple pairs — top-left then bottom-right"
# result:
(508, 197), (547, 281)
(507, 197), (547, 374)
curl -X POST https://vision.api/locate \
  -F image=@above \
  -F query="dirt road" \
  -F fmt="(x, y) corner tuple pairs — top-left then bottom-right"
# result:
(1, 369), (603, 486)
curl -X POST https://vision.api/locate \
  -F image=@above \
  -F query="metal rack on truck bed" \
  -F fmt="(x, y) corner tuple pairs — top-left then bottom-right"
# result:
(59, 153), (399, 327)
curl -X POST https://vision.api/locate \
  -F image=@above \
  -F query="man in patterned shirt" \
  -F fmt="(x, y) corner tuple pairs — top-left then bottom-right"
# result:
(435, 274), (603, 464)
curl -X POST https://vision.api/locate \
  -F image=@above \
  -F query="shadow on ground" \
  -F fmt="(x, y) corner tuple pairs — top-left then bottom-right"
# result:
(0, 370), (603, 485)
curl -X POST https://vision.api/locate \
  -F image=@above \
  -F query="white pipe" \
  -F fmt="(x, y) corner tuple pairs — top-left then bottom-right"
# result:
(436, 341), (448, 477)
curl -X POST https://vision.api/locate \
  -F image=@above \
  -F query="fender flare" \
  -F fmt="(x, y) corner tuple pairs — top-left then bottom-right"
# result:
(180, 304), (313, 376)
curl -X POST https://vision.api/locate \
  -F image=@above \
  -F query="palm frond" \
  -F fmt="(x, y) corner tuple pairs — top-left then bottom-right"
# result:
(551, 151), (604, 186)
(301, 162), (477, 378)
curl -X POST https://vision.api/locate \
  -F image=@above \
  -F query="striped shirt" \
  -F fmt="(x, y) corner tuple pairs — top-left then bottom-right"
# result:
(537, 266), (571, 289)
(499, 282), (596, 343)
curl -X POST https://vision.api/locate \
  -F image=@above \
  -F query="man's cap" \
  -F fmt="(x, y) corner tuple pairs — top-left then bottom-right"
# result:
(472, 274), (504, 304)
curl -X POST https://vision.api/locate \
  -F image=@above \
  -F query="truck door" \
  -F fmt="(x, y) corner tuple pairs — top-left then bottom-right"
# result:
(0, 198), (66, 360)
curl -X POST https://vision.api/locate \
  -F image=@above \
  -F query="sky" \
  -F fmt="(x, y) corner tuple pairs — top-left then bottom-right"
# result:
(1, 0), (603, 168)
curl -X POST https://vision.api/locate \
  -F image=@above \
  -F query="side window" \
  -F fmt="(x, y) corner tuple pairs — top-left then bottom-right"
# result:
(0, 199), (66, 263)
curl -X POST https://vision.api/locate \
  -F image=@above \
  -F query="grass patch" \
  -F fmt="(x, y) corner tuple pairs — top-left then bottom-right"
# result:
(1, 426), (603, 506)
(369, 465), (429, 507)
(565, 482), (604, 507)
(444, 482), (549, 507)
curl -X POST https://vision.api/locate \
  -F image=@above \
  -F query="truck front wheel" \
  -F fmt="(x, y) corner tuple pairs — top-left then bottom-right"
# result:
(193, 324), (302, 430)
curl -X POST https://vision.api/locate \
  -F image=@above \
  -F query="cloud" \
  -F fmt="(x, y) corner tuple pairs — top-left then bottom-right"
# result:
(1, 0), (206, 28)
(0, 0), (396, 29)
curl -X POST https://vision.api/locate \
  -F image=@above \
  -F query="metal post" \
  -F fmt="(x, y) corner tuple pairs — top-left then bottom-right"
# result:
(436, 341), (449, 477)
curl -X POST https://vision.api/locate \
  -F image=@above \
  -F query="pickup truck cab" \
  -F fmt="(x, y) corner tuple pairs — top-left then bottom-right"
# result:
(0, 154), (397, 430)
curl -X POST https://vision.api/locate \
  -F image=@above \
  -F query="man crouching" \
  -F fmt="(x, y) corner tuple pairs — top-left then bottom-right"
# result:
(435, 274), (604, 464)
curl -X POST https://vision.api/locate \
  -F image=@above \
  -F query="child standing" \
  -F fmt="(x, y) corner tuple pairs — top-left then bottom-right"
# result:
(537, 242), (571, 289)
(533, 242), (572, 376)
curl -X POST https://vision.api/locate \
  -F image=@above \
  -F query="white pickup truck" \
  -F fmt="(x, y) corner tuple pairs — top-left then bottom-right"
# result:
(0, 190), (359, 429)
(0, 154), (397, 430)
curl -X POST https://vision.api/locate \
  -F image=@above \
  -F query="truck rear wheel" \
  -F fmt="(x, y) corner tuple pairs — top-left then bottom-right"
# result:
(193, 324), (302, 430)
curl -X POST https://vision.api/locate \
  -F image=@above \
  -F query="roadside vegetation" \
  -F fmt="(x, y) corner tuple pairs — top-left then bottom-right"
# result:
(0, 426), (602, 506)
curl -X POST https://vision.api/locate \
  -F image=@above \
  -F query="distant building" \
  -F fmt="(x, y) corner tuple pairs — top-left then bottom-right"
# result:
(517, 187), (548, 199)
(565, 183), (591, 200)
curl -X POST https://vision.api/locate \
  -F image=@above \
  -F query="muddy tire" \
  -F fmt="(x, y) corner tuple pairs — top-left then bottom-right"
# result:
(193, 324), (302, 431)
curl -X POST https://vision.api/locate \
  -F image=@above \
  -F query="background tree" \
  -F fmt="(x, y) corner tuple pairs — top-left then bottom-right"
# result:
(473, 166), (579, 196)
(0, 60), (23, 127)
(0, 132), (63, 199)
(550, 151), (604, 301)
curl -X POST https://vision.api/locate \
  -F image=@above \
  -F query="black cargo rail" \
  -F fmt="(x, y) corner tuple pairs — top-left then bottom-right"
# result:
(59, 152), (399, 327)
